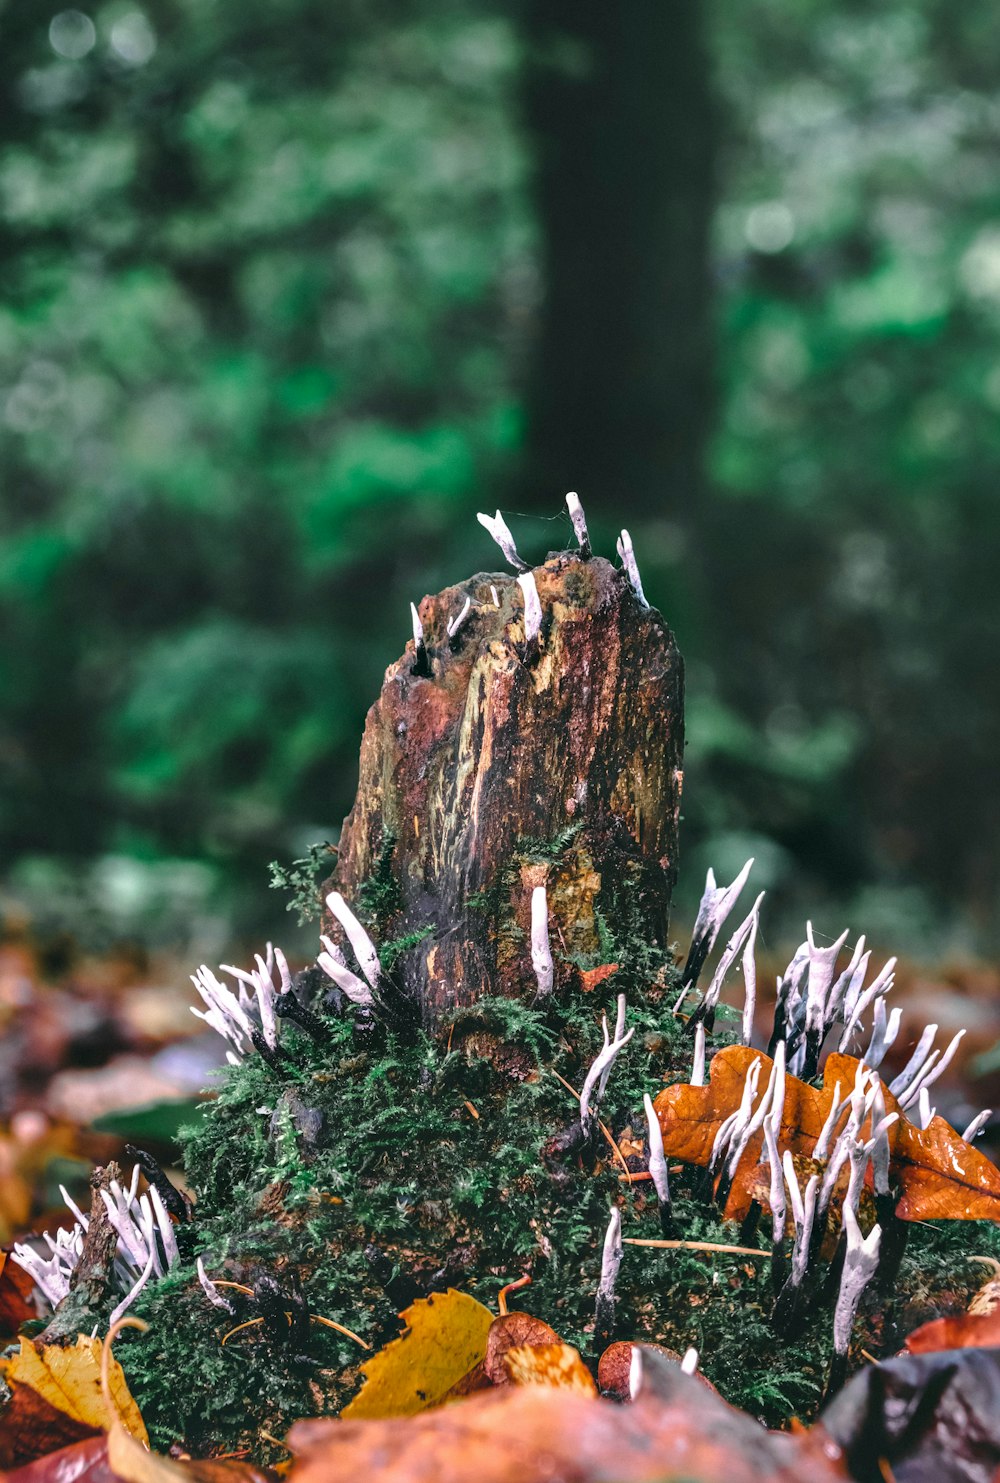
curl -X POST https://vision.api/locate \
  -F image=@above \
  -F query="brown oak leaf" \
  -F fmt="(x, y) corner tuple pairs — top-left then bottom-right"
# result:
(653, 1045), (1000, 1222)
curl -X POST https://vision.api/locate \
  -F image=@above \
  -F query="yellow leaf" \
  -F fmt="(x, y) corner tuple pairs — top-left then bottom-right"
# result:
(342, 1288), (494, 1420)
(3, 1334), (148, 1444)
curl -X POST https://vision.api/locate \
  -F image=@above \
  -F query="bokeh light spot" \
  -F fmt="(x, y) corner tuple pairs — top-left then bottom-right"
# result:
(110, 10), (157, 66)
(48, 9), (96, 60)
(744, 201), (795, 253)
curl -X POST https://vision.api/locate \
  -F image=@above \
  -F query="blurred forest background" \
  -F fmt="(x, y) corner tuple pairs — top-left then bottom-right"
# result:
(2, 0), (999, 966)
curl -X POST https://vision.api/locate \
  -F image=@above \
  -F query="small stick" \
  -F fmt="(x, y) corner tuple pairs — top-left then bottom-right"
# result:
(623, 1238), (768, 1258)
(221, 1312), (370, 1349)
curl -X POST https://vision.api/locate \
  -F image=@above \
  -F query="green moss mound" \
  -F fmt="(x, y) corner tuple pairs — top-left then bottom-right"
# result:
(115, 903), (1000, 1458)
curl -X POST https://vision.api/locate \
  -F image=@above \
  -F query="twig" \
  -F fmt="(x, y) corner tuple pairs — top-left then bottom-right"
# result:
(622, 1238), (769, 1258)
(222, 1312), (369, 1349)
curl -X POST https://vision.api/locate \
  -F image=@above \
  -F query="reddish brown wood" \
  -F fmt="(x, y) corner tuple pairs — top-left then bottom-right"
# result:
(329, 550), (683, 1024)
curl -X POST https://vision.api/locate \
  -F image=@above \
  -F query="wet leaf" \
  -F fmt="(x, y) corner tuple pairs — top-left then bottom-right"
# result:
(1, 1435), (112, 1483)
(903, 1307), (1000, 1354)
(653, 1045), (1000, 1221)
(287, 1351), (847, 1483)
(597, 1341), (695, 1401)
(341, 1288), (495, 1420)
(903, 1269), (1000, 1353)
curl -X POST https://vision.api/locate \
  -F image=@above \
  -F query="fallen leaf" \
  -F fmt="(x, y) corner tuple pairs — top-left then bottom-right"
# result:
(820, 1346), (1000, 1483)
(341, 1289), (495, 1420)
(653, 1046), (1000, 1222)
(502, 1342), (597, 1395)
(2, 1436), (259, 1483)
(0, 1386), (101, 1471)
(287, 1348), (847, 1483)
(483, 1312), (560, 1385)
(903, 1308), (1000, 1354)
(0, 1253), (36, 1339)
(105, 1415), (272, 1483)
(1, 1435), (112, 1483)
(597, 1341), (702, 1401)
(969, 1270), (1000, 1315)
(903, 1268), (1000, 1354)
(578, 964), (619, 993)
(0, 1336), (147, 1458)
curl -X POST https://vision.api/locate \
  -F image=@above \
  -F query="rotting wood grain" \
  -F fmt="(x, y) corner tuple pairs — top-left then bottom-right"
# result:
(328, 551), (684, 1023)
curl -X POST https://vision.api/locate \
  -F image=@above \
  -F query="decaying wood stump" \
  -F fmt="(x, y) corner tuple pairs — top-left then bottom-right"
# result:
(328, 546), (684, 1024)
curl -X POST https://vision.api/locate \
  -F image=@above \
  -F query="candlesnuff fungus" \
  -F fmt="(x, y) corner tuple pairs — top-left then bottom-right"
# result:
(197, 1258), (234, 1314)
(862, 997), (902, 1072)
(594, 1206), (623, 1347)
(643, 1093), (672, 1236)
(616, 529), (648, 607)
(517, 570), (543, 647)
(691, 1022), (706, 1086)
(13, 505), (1000, 1452)
(565, 490), (591, 558)
(530, 885), (554, 998)
(828, 1202), (882, 1395)
(891, 1026), (966, 1114)
(580, 999), (634, 1138)
(963, 1109), (992, 1142)
(678, 856), (755, 993)
(13, 1163), (181, 1324)
(773, 1151), (819, 1336)
(326, 890), (382, 992)
(317, 934), (373, 1008)
(447, 595), (472, 641)
(409, 601), (431, 677)
(476, 508), (528, 571)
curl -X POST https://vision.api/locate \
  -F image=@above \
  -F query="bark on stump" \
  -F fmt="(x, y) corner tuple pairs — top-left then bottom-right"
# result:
(328, 549), (684, 1024)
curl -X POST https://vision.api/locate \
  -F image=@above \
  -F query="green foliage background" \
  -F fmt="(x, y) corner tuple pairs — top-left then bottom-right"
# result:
(0, 0), (997, 955)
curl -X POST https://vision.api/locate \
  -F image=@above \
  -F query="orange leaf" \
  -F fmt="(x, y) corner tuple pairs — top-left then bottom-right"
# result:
(653, 1045), (1000, 1223)
(578, 964), (619, 993)
(502, 1342), (597, 1395)
(903, 1308), (1000, 1354)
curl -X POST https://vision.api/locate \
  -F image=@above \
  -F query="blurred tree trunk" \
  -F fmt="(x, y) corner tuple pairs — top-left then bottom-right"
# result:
(518, 1), (716, 520)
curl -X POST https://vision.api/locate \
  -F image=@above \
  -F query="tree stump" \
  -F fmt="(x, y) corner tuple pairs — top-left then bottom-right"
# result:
(329, 548), (684, 1023)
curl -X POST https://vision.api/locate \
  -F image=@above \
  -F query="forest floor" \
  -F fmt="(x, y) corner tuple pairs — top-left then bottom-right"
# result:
(3, 927), (1000, 1483)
